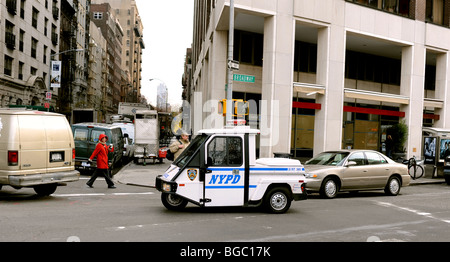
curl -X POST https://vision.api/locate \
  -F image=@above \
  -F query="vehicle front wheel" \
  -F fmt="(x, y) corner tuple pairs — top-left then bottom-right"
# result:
(320, 177), (339, 199)
(33, 183), (58, 196)
(264, 187), (292, 214)
(161, 193), (188, 211)
(385, 176), (401, 196)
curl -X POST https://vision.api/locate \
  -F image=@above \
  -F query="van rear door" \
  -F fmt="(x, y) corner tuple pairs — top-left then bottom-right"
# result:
(44, 115), (73, 169)
(17, 115), (47, 172)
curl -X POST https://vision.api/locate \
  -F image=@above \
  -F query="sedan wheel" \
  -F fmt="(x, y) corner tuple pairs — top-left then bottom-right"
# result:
(320, 178), (338, 199)
(385, 176), (401, 196)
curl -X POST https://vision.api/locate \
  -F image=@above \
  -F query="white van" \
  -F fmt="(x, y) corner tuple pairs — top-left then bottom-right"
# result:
(0, 109), (79, 196)
(111, 121), (135, 161)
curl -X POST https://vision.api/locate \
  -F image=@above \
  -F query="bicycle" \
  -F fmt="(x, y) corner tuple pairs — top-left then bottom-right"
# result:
(402, 156), (424, 180)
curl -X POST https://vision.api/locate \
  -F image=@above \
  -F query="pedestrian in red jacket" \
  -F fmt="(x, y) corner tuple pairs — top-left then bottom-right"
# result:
(86, 134), (116, 188)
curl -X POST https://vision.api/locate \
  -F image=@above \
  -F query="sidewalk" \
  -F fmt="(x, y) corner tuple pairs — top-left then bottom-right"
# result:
(409, 177), (446, 185)
(114, 160), (171, 188)
(114, 161), (447, 188)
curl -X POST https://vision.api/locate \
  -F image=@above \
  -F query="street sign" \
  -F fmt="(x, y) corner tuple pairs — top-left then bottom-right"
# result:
(44, 102), (50, 109)
(233, 74), (255, 83)
(228, 60), (239, 70)
(45, 91), (52, 100)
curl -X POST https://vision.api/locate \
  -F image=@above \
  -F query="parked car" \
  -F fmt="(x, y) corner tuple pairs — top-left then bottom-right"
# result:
(0, 109), (79, 196)
(71, 123), (124, 173)
(304, 150), (410, 199)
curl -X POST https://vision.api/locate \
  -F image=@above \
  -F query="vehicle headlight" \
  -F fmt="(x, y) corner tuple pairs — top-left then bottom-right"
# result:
(162, 182), (172, 192)
(305, 173), (318, 178)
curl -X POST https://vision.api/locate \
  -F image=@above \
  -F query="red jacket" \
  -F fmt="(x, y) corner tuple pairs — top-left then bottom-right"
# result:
(89, 134), (113, 169)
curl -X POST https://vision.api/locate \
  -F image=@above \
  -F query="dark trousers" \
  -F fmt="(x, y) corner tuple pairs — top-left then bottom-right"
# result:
(87, 168), (114, 187)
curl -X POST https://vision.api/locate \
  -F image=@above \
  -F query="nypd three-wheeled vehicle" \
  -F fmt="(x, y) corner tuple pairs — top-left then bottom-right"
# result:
(155, 126), (307, 213)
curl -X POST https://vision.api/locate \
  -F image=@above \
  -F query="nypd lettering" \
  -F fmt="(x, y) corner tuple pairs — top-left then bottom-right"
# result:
(208, 174), (241, 185)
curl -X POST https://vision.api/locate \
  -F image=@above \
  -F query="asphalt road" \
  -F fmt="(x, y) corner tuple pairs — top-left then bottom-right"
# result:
(1, 165), (450, 243)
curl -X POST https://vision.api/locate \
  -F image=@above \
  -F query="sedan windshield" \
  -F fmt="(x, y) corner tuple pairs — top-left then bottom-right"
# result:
(305, 152), (350, 166)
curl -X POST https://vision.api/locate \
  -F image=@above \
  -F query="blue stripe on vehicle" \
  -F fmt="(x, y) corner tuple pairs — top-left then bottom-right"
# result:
(208, 167), (304, 171)
(205, 185), (257, 189)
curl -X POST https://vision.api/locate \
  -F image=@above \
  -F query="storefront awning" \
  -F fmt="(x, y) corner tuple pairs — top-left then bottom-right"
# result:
(423, 98), (444, 109)
(293, 82), (325, 95)
(344, 88), (410, 104)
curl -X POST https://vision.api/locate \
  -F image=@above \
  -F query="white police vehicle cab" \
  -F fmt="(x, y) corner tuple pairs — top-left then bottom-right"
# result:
(155, 126), (307, 213)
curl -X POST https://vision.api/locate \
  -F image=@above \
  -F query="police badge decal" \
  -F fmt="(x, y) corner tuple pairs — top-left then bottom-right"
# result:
(187, 169), (198, 181)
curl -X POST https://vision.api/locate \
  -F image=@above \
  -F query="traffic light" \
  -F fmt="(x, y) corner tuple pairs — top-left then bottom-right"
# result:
(217, 99), (248, 116)
(218, 99), (227, 116)
(233, 100), (249, 116)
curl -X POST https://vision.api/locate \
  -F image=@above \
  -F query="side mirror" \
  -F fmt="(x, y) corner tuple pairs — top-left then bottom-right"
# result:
(346, 161), (357, 167)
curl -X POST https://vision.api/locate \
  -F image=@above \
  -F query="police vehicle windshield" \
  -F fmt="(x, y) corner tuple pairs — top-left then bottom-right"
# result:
(173, 134), (209, 167)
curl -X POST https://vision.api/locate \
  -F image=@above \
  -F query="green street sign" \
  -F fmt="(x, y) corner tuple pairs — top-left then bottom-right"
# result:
(233, 74), (255, 83)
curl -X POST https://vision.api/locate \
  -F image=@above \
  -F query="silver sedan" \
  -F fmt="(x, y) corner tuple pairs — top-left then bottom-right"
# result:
(304, 150), (410, 199)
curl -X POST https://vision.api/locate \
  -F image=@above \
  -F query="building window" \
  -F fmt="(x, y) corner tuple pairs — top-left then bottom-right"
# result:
(294, 41), (317, 74)
(30, 66), (37, 75)
(19, 29), (24, 51)
(32, 7), (39, 28)
(345, 50), (401, 85)
(4, 55), (13, 76)
(93, 12), (103, 19)
(18, 61), (24, 80)
(5, 20), (16, 50)
(20, 0), (25, 19)
(426, 0), (446, 25)
(348, 0), (411, 18)
(43, 45), (48, 64)
(233, 30), (263, 66)
(31, 37), (38, 58)
(44, 17), (48, 36)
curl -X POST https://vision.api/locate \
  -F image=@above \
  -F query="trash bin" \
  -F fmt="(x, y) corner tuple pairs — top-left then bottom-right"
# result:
(273, 152), (292, 159)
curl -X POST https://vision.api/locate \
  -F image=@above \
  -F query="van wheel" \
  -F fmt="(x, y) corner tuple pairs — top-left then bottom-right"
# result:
(161, 193), (188, 211)
(33, 184), (58, 196)
(264, 187), (291, 214)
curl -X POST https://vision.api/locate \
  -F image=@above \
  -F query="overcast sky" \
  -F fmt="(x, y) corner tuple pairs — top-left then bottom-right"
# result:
(135, 0), (194, 109)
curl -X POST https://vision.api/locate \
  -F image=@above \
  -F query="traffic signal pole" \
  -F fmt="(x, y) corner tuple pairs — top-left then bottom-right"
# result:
(226, 0), (234, 126)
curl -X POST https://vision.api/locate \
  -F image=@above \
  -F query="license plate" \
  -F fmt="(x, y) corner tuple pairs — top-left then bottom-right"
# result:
(81, 161), (91, 167)
(50, 151), (64, 162)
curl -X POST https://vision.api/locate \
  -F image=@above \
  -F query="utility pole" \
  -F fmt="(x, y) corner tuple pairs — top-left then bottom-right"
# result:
(226, 0), (234, 125)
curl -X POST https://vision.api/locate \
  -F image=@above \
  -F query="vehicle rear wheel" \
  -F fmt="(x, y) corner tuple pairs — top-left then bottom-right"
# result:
(444, 175), (450, 185)
(320, 177), (339, 199)
(264, 187), (291, 214)
(385, 176), (401, 196)
(33, 183), (58, 196)
(161, 193), (188, 211)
